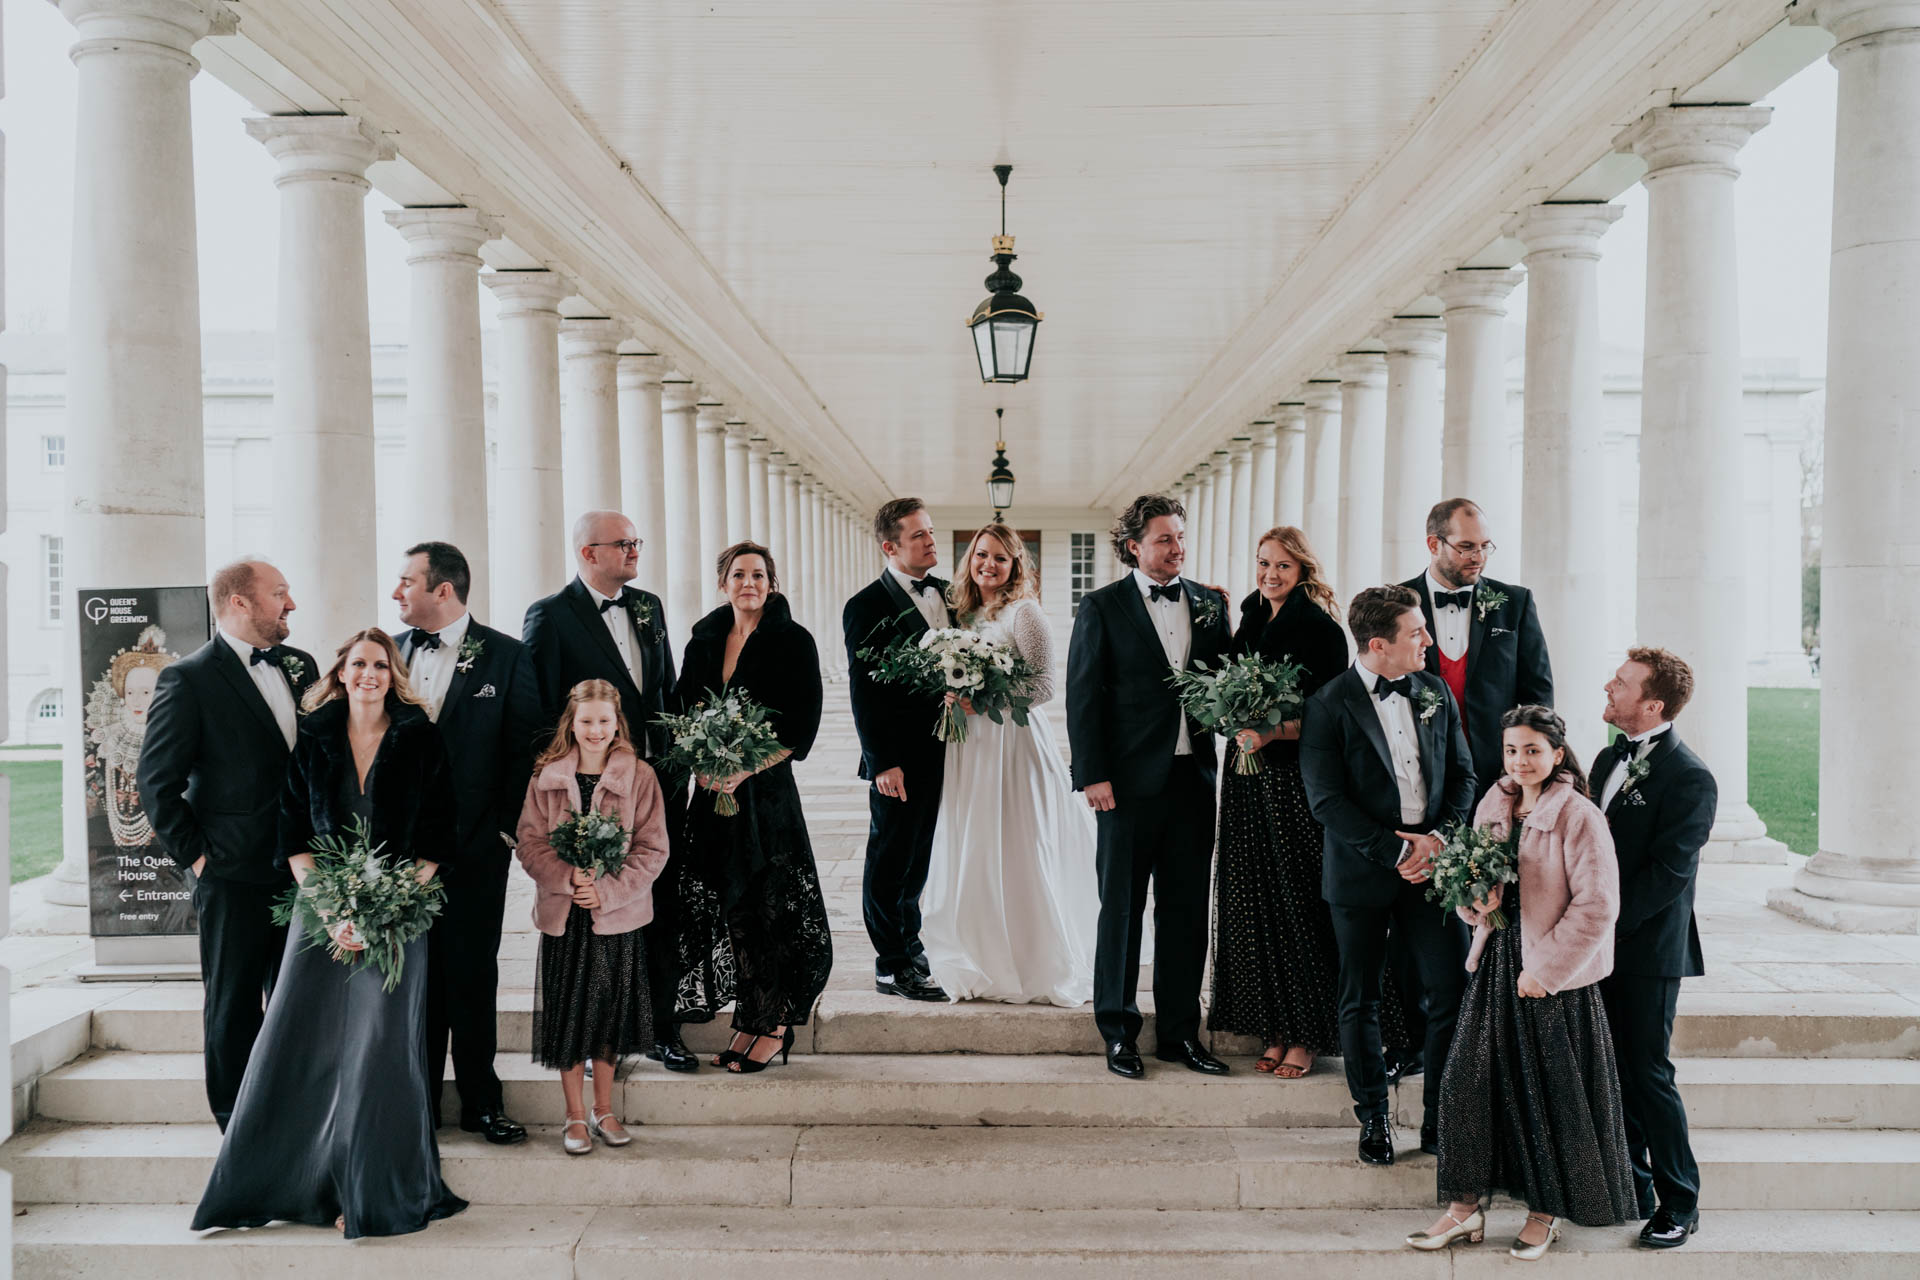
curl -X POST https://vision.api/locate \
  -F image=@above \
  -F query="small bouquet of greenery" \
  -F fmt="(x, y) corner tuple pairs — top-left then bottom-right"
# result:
(272, 816), (446, 992)
(547, 807), (630, 877)
(654, 689), (787, 816)
(1426, 821), (1521, 929)
(1165, 653), (1307, 774)
(859, 624), (1037, 744)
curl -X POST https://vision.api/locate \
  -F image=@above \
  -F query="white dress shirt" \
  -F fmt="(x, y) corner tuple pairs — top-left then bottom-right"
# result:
(889, 564), (947, 631)
(1600, 720), (1673, 810)
(1355, 659), (1428, 825)
(403, 610), (470, 723)
(1426, 571), (1473, 662)
(1133, 568), (1194, 756)
(219, 627), (298, 749)
(584, 581), (644, 693)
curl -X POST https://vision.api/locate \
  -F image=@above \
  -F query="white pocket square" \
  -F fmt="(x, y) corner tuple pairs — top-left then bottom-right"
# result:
(1490, 627), (1512, 636)
(474, 684), (497, 698)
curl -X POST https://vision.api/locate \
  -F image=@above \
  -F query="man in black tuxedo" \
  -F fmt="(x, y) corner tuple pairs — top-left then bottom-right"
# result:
(843, 497), (950, 1001)
(394, 541), (542, 1144)
(523, 510), (693, 1070)
(137, 560), (317, 1130)
(1299, 584), (1475, 1165)
(1596, 647), (1715, 1249)
(1066, 493), (1233, 1080)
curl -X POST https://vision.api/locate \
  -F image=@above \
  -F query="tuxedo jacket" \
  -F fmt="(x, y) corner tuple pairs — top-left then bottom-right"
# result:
(136, 637), (320, 884)
(1594, 729), (1715, 978)
(277, 699), (458, 871)
(1402, 573), (1553, 783)
(843, 572), (951, 782)
(1298, 665), (1476, 907)
(522, 578), (678, 759)
(400, 620), (543, 867)
(1064, 575), (1233, 801)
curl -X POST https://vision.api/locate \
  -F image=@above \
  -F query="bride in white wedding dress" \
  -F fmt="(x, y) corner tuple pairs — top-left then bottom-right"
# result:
(921, 524), (1101, 1006)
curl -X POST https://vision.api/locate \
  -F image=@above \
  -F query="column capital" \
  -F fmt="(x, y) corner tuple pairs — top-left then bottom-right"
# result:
(558, 316), (624, 359)
(1796, 0), (1920, 47)
(1247, 420), (1278, 445)
(660, 376), (699, 412)
(60, 0), (230, 63)
(1618, 105), (1772, 180)
(1382, 316), (1446, 359)
(384, 206), (494, 264)
(1272, 401), (1307, 431)
(617, 351), (664, 389)
(1336, 349), (1388, 388)
(725, 419), (751, 442)
(1505, 203), (1624, 262)
(748, 435), (772, 460)
(695, 401), (729, 433)
(1193, 458), (1214, 478)
(1229, 435), (1254, 460)
(244, 114), (390, 187)
(1434, 266), (1524, 316)
(1303, 379), (1343, 412)
(483, 269), (570, 317)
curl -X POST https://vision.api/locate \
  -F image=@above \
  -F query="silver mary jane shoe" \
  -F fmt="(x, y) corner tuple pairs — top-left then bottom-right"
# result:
(562, 1117), (593, 1156)
(588, 1109), (632, 1147)
(1406, 1206), (1485, 1251)
(1510, 1214), (1561, 1260)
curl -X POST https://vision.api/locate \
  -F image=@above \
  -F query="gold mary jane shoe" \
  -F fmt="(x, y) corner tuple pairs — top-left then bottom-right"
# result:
(588, 1109), (632, 1147)
(562, 1117), (593, 1156)
(1406, 1207), (1485, 1251)
(1510, 1214), (1561, 1260)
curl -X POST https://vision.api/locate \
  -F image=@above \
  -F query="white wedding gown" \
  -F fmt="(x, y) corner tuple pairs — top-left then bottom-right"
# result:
(921, 597), (1101, 1006)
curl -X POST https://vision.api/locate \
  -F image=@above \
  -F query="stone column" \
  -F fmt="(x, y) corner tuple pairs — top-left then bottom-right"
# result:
(1507, 203), (1624, 760)
(1302, 378), (1343, 583)
(723, 421), (752, 542)
(386, 207), (494, 619)
(483, 271), (569, 625)
(797, 476), (821, 639)
(782, 460), (804, 583)
(1209, 450), (1234, 588)
(695, 401), (729, 597)
(616, 350), (667, 591)
(558, 317), (623, 531)
(1274, 402), (1307, 526)
(1188, 460), (1214, 580)
(1756, 421), (1808, 679)
(1337, 349), (1389, 591)
(247, 115), (388, 656)
(1382, 317), (1446, 580)
(765, 449), (787, 560)
(1436, 267), (1524, 527)
(1621, 106), (1781, 859)
(1775, 0), (1920, 926)
(748, 437), (772, 545)
(1225, 436), (1254, 594)
(1249, 420), (1279, 540)
(659, 378), (702, 653)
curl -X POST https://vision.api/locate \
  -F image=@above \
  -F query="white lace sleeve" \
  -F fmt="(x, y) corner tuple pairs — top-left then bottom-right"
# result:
(1009, 598), (1056, 705)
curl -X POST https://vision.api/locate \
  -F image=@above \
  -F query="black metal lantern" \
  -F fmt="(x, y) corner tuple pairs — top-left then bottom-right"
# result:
(987, 408), (1016, 518)
(967, 165), (1042, 383)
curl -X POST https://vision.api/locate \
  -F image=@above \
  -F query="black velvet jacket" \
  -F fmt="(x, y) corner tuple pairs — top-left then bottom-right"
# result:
(1231, 587), (1352, 766)
(679, 593), (823, 763)
(277, 698), (458, 872)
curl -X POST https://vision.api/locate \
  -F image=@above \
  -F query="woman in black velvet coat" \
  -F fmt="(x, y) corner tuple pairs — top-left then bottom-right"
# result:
(674, 542), (831, 1073)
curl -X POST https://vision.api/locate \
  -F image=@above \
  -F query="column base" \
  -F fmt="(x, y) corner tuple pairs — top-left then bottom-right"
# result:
(1766, 851), (1920, 933)
(42, 856), (90, 907)
(1703, 805), (1793, 865)
(1766, 887), (1919, 934)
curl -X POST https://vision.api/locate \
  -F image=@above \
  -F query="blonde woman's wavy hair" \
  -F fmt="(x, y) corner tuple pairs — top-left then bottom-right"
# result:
(947, 523), (1037, 622)
(301, 627), (428, 715)
(1255, 526), (1341, 620)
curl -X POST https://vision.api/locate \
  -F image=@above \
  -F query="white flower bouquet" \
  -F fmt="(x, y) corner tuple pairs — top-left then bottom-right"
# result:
(654, 690), (787, 816)
(272, 816), (446, 992)
(861, 626), (1037, 744)
(1426, 821), (1521, 929)
(1165, 653), (1307, 774)
(547, 807), (630, 877)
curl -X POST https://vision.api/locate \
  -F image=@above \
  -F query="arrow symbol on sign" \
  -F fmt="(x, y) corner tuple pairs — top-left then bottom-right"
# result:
(118, 890), (131, 901)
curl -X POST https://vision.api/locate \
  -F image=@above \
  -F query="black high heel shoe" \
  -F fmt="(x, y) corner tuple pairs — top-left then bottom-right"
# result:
(728, 1027), (794, 1074)
(712, 1031), (753, 1068)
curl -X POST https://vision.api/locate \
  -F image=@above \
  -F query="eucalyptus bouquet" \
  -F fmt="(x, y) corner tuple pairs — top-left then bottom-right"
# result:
(1165, 653), (1307, 774)
(1426, 821), (1521, 930)
(272, 817), (446, 992)
(547, 807), (630, 877)
(859, 625), (1037, 744)
(654, 690), (787, 816)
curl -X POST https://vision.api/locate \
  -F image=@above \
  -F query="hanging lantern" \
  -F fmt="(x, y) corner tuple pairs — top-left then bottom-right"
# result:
(966, 165), (1042, 383)
(987, 408), (1016, 518)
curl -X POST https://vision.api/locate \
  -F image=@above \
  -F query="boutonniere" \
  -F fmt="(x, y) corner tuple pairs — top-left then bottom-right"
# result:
(278, 653), (306, 685)
(1189, 589), (1224, 631)
(1620, 754), (1653, 802)
(625, 593), (660, 640)
(1415, 686), (1444, 724)
(1475, 589), (1508, 623)
(455, 635), (484, 674)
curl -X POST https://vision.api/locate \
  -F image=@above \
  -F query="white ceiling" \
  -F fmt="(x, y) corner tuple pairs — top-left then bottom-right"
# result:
(213, 0), (1806, 509)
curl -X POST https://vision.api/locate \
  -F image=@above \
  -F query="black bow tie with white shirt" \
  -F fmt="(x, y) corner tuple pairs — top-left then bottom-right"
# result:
(1434, 589), (1472, 611)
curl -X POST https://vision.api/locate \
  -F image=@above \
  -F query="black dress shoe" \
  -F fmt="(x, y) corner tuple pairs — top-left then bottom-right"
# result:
(1154, 1039), (1230, 1075)
(1639, 1208), (1699, 1249)
(1420, 1121), (1439, 1155)
(1358, 1114), (1395, 1166)
(459, 1110), (528, 1146)
(1385, 1051), (1425, 1085)
(1106, 1041), (1145, 1079)
(876, 970), (948, 1001)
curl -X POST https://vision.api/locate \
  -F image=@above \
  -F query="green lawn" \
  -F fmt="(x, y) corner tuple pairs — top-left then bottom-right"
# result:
(2, 761), (64, 883)
(1749, 687), (1819, 857)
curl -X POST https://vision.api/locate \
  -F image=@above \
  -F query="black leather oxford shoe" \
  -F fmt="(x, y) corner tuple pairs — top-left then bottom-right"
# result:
(1421, 1120), (1440, 1155)
(876, 970), (948, 1001)
(1106, 1041), (1145, 1079)
(646, 1034), (699, 1073)
(1358, 1114), (1395, 1166)
(1639, 1208), (1699, 1249)
(460, 1110), (528, 1146)
(1153, 1039), (1230, 1075)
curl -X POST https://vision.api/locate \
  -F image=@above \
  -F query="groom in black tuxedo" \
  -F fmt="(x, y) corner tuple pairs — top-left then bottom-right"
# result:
(1066, 493), (1233, 1079)
(843, 497), (950, 1001)
(137, 560), (317, 1130)
(394, 541), (542, 1144)
(1597, 647), (1715, 1249)
(1299, 584), (1474, 1165)
(523, 510), (692, 1069)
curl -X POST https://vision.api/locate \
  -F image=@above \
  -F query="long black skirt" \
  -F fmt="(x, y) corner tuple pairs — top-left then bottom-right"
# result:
(532, 906), (654, 1069)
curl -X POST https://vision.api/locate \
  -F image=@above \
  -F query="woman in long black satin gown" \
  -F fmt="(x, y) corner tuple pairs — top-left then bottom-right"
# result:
(193, 628), (466, 1240)
(674, 541), (832, 1073)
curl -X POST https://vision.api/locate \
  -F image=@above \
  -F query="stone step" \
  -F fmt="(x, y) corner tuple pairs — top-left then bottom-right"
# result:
(6, 1121), (1918, 1212)
(34, 1050), (1920, 1130)
(13, 1204), (1920, 1278)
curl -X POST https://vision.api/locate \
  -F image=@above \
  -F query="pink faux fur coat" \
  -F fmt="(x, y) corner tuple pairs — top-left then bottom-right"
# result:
(1463, 778), (1620, 994)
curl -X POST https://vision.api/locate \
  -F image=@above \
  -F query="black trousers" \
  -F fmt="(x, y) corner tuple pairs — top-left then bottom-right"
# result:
(194, 874), (289, 1131)
(426, 850), (509, 1122)
(1601, 973), (1700, 1217)
(1327, 886), (1467, 1125)
(861, 760), (944, 978)
(646, 781), (690, 1033)
(1092, 757), (1215, 1048)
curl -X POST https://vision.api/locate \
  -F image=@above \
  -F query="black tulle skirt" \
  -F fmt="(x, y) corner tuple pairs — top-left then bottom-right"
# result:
(532, 906), (654, 1069)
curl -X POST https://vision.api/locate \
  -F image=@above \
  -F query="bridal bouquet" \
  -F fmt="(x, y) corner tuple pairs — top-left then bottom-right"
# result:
(272, 817), (446, 992)
(1165, 653), (1307, 774)
(547, 807), (630, 877)
(1426, 821), (1520, 930)
(860, 626), (1037, 744)
(654, 690), (787, 816)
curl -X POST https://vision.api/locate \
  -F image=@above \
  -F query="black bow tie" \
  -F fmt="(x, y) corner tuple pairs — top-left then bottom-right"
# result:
(598, 594), (625, 614)
(1622, 730), (1666, 760)
(1148, 582), (1182, 604)
(1434, 589), (1472, 611)
(413, 630), (442, 651)
(1374, 675), (1413, 702)
(905, 576), (938, 597)
(249, 646), (276, 667)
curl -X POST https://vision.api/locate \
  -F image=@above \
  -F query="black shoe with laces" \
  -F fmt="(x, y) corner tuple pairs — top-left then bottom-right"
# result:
(1639, 1207), (1699, 1249)
(1358, 1114), (1394, 1166)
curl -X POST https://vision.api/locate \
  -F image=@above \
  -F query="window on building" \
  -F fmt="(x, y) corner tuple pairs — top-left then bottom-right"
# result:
(43, 535), (64, 623)
(1070, 532), (1096, 615)
(43, 434), (67, 470)
(34, 689), (63, 723)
